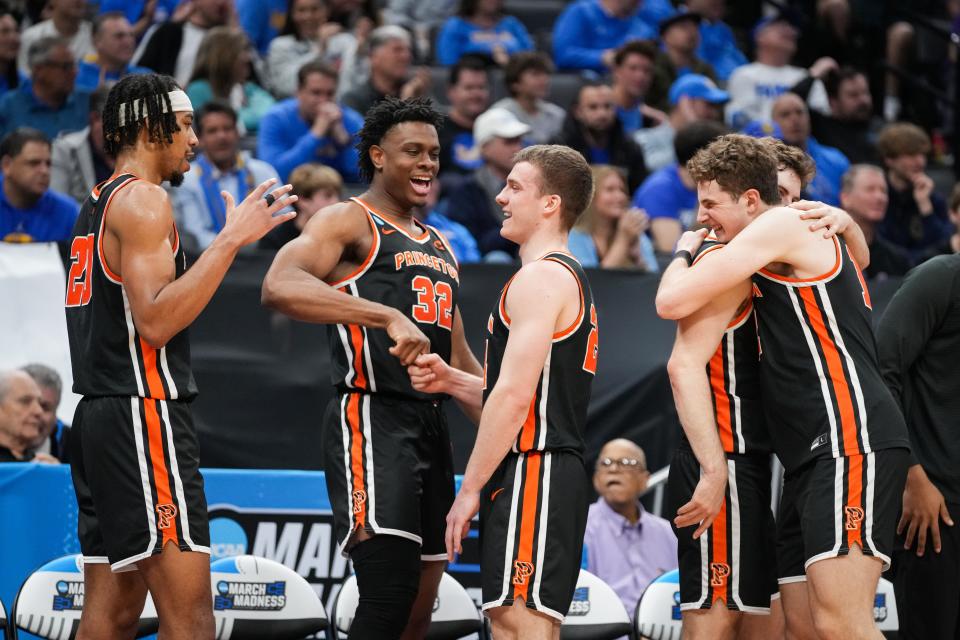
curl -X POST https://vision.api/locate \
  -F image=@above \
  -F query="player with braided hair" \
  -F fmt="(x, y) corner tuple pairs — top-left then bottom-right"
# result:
(65, 73), (296, 640)
(263, 96), (482, 638)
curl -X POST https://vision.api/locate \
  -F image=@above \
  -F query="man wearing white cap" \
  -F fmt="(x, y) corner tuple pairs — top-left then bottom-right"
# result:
(446, 106), (530, 259)
(64, 73), (296, 640)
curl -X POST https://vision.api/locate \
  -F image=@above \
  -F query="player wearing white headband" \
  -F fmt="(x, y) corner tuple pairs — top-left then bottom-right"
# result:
(64, 73), (296, 640)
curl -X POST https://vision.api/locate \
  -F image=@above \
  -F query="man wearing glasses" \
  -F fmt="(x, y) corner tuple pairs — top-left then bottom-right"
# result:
(584, 438), (678, 616)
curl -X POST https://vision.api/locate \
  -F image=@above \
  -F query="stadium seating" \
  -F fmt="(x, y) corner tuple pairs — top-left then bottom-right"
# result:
(559, 569), (632, 639)
(10, 554), (158, 639)
(634, 570), (681, 640)
(210, 555), (330, 639)
(333, 572), (482, 639)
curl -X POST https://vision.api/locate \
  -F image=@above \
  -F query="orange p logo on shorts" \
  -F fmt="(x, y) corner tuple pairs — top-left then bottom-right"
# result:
(845, 506), (864, 531)
(512, 561), (534, 586)
(352, 490), (367, 514)
(156, 503), (178, 530)
(710, 562), (730, 587)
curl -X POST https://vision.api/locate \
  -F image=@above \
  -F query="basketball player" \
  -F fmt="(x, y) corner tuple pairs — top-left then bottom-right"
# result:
(664, 139), (870, 640)
(65, 74), (296, 640)
(261, 97), (482, 639)
(657, 134), (910, 640)
(407, 145), (597, 639)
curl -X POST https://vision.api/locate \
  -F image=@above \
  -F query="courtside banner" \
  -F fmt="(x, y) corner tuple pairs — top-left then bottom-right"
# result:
(0, 465), (481, 634)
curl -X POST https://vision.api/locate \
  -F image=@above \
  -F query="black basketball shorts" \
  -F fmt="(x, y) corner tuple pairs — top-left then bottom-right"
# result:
(668, 447), (778, 614)
(70, 396), (210, 572)
(777, 448), (909, 583)
(323, 392), (455, 560)
(479, 450), (589, 621)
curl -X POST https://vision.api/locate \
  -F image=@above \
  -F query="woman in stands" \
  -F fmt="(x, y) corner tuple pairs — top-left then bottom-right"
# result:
(569, 165), (659, 272)
(186, 27), (275, 133)
(435, 0), (533, 66)
(266, 0), (359, 98)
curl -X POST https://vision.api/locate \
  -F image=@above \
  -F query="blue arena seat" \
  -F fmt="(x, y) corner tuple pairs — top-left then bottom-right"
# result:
(559, 569), (632, 640)
(333, 572), (482, 639)
(11, 554), (158, 639)
(210, 555), (329, 639)
(634, 569), (682, 640)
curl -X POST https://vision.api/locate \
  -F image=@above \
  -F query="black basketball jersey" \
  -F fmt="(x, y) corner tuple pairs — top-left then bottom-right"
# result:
(690, 241), (769, 455)
(751, 235), (909, 472)
(327, 197), (459, 399)
(482, 252), (597, 455)
(65, 174), (197, 400)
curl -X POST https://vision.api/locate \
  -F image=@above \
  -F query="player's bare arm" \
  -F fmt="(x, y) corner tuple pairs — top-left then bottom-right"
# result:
(261, 200), (430, 365)
(110, 178), (295, 348)
(668, 276), (751, 539)
(444, 260), (579, 560)
(656, 207), (828, 320)
(408, 309), (484, 422)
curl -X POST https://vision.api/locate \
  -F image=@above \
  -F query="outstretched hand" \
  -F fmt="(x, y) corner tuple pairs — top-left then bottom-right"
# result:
(220, 178), (297, 248)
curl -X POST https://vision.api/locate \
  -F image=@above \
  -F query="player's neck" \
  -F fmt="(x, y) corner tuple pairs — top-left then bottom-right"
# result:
(114, 152), (164, 184)
(518, 228), (568, 265)
(359, 186), (416, 223)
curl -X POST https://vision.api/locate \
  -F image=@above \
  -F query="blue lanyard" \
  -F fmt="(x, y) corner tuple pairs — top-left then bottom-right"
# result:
(196, 154), (254, 232)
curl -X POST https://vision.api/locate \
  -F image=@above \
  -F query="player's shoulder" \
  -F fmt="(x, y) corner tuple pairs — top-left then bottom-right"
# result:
(301, 198), (372, 240)
(109, 179), (173, 223)
(510, 256), (580, 298)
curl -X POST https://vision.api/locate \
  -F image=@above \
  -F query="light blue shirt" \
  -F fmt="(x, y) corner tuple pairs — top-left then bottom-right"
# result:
(172, 151), (280, 248)
(632, 164), (697, 229)
(568, 228), (659, 273)
(0, 83), (90, 140)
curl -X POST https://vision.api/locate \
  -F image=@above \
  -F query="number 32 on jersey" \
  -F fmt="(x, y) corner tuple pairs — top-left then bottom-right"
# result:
(411, 275), (453, 330)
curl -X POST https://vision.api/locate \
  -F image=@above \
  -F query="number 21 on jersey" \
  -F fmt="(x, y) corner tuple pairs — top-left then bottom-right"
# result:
(65, 234), (94, 307)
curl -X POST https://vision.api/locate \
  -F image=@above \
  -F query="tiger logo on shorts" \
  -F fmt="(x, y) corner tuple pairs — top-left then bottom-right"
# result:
(513, 561), (535, 586)
(710, 562), (730, 587)
(845, 506), (864, 531)
(352, 490), (367, 514)
(156, 503), (178, 530)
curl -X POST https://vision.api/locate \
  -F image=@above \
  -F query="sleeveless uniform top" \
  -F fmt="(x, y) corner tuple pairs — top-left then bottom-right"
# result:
(482, 252), (598, 455)
(752, 235), (909, 472)
(327, 197), (460, 400)
(681, 240), (769, 455)
(65, 174), (197, 400)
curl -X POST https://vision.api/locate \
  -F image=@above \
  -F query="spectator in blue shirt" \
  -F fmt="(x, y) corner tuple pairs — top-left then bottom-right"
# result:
(0, 128), (79, 243)
(632, 120), (726, 254)
(551, 0), (658, 73)
(435, 0), (533, 67)
(237, 0), (289, 55)
(611, 39), (663, 136)
(688, 0), (747, 82)
(0, 37), (89, 142)
(0, 8), (25, 96)
(416, 180), (480, 264)
(771, 91), (848, 206)
(258, 60), (363, 183)
(173, 102), (282, 249)
(75, 13), (151, 92)
(98, 0), (183, 39)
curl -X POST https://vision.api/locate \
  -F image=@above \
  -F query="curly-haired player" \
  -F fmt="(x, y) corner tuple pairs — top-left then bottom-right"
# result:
(65, 74), (295, 640)
(262, 96), (483, 638)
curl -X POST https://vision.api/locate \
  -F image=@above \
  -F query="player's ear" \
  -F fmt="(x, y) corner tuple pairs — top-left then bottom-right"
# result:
(543, 193), (561, 218)
(369, 144), (384, 172)
(743, 188), (761, 213)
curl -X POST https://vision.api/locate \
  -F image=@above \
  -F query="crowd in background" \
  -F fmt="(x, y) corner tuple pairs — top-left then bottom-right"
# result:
(0, 0), (957, 275)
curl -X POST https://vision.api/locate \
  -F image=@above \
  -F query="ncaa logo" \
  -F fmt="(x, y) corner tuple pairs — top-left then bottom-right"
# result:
(512, 561), (534, 586)
(352, 490), (367, 514)
(210, 517), (248, 560)
(845, 506), (864, 531)
(156, 503), (178, 529)
(710, 562), (730, 587)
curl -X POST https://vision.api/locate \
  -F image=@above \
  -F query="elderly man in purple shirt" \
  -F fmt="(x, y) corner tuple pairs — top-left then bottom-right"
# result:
(585, 438), (678, 616)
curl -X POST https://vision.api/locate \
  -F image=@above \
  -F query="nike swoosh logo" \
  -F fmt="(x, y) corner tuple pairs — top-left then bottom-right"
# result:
(382, 228), (396, 235)
(491, 488), (505, 501)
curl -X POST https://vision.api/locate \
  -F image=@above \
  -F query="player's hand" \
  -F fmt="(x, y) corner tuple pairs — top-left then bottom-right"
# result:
(898, 465), (953, 556)
(386, 310), (431, 365)
(675, 228), (708, 256)
(445, 488), (479, 562)
(32, 452), (60, 465)
(219, 179), (297, 248)
(675, 466), (727, 539)
(617, 207), (649, 241)
(792, 199), (852, 238)
(408, 353), (452, 394)
(400, 67), (431, 100)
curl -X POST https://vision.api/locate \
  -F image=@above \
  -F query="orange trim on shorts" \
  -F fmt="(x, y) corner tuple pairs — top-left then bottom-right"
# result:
(347, 393), (367, 529)
(711, 495), (729, 605)
(139, 337), (167, 400)
(798, 288), (861, 456)
(513, 451), (542, 603)
(847, 455), (864, 548)
(143, 398), (178, 547)
(708, 347), (734, 453)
